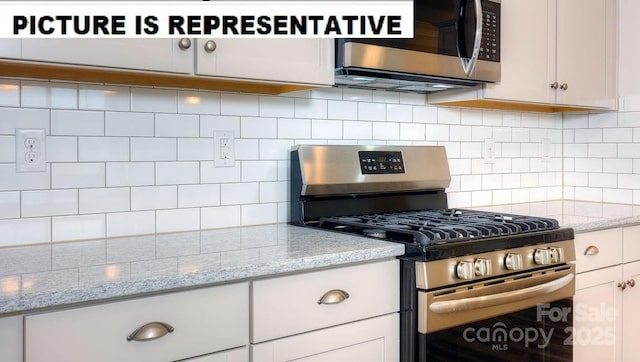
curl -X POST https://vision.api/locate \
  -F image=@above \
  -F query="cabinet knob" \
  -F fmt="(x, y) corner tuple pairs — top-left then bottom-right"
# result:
(318, 289), (350, 305)
(550, 82), (559, 89)
(204, 40), (217, 53)
(628, 279), (636, 288)
(178, 38), (192, 50)
(618, 282), (627, 291)
(126, 321), (174, 342)
(560, 83), (569, 90)
(584, 245), (599, 256)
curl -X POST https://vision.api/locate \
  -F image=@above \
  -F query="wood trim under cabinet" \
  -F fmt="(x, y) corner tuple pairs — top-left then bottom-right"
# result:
(433, 99), (596, 113)
(0, 60), (316, 95)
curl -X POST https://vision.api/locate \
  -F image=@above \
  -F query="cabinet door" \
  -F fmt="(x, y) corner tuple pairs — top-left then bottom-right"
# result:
(622, 261), (640, 362)
(21, 39), (193, 74)
(252, 313), (398, 362)
(0, 316), (22, 362)
(555, 0), (616, 108)
(195, 39), (333, 85)
(0, 39), (21, 58)
(183, 346), (248, 362)
(574, 266), (622, 362)
(483, 0), (556, 104)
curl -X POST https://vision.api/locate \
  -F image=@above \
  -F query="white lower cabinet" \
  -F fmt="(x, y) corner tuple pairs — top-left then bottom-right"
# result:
(251, 259), (400, 362)
(183, 346), (248, 362)
(0, 315), (22, 362)
(251, 313), (398, 362)
(24, 282), (249, 362)
(573, 225), (640, 362)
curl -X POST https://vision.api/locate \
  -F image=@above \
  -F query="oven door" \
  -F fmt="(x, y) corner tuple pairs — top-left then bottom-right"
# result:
(418, 264), (574, 361)
(337, 0), (501, 82)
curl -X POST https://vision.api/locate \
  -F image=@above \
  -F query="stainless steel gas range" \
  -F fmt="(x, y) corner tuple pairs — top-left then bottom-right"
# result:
(290, 145), (575, 362)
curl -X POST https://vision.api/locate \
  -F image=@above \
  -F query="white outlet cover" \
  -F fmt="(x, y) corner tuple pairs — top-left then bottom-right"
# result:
(214, 130), (235, 167)
(16, 128), (46, 172)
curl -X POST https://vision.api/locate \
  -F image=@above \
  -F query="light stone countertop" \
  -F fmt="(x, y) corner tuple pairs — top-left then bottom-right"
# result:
(470, 200), (640, 233)
(0, 223), (404, 316)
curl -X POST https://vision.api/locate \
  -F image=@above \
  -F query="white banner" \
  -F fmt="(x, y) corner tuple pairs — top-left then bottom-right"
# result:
(0, 1), (414, 38)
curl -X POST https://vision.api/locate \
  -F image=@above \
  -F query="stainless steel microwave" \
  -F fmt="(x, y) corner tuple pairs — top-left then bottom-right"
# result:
(335, 0), (501, 92)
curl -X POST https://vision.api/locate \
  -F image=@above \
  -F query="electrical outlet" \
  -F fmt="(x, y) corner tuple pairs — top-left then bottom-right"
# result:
(16, 128), (46, 172)
(541, 138), (552, 163)
(483, 138), (496, 164)
(214, 130), (235, 167)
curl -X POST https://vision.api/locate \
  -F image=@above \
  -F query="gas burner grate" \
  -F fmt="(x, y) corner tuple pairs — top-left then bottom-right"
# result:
(318, 208), (560, 246)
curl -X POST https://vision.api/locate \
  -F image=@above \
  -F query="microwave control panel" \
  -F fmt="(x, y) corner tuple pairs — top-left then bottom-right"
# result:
(358, 151), (405, 174)
(479, 1), (500, 62)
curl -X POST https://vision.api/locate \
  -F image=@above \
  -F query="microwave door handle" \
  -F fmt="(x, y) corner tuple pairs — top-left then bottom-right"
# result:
(459, 0), (483, 77)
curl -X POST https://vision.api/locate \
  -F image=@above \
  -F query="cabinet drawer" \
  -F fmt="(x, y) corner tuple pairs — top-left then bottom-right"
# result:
(575, 228), (623, 273)
(623, 225), (640, 263)
(25, 282), (248, 362)
(252, 259), (399, 343)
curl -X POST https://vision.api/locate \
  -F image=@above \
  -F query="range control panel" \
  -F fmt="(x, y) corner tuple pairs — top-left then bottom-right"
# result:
(358, 151), (405, 174)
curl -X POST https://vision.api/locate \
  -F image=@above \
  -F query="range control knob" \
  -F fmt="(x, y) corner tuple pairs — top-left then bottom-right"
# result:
(504, 253), (523, 270)
(534, 248), (553, 265)
(549, 247), (565, 263)
(456, 261), (475, 280)
(474, 258), (491, 277)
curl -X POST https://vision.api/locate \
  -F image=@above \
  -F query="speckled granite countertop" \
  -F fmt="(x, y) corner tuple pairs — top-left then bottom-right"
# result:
(0, 223), (404, 316)
(471, 200), (640, 233)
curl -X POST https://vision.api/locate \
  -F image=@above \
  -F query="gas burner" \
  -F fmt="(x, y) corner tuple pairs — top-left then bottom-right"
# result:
(363, 229), (387, 238)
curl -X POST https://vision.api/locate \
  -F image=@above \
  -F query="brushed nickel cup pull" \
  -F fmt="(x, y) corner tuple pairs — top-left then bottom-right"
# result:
(550, 82), (559, 89)
(178, 38), (192, 50)
(318, 289), (350, 305)
(584, 245), (599, 256)
(560, 83), (568, 90)
(204, 40), (217, 53)
(126, 322), (174, 342)
(628, 279), (636, 288)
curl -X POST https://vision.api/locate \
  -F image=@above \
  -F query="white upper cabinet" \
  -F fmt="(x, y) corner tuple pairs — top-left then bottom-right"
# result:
(20, 39), (193, 73)
(619, 0), (640, 110)
(429, 0), (617, 111)
(195, 38), (334, 86)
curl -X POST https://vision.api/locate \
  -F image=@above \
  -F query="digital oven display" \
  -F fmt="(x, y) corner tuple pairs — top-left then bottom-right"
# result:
(358, 151), (405, 174)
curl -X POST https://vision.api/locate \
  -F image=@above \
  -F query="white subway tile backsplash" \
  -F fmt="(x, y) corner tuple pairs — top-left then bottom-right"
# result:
(0, 136), (14, 162)
(131, 185), (177, 210)
(438, 108), (461, 125)
(372, 90), (400, 104)
(156, 162), (199, 185)
(106, 162), (154, 187)
(387, 104), (412, 123)
(259, 181), (287, 203)
(619, 174), (640, 189)
(574, 187), (603, 202)
(399, 93), (426, 106)
(220, 93), (259, 116)
(471, 190), (492, 207)
(310, 87), (343, 100)
(619, 144), (640, 158)
(563, 144), (588, 158)
(79, 137), (129, 162)
(242, 160), (278, 182)
(277, 118), (311, 139)
(259, 139), (294, 160)
(603, 128), (632, 143)
(201, 162), (241, 183)
(400, 123), (425, 141)
(449, 126), (472, 142)
(588, 112), (617, 128)
(155, 113), (199, 137)
(200, 115), (240, 137)
(79, 84), (130, 111)
(235, 139), (259, 160)
(106, 211), (155, 237)
(520, 113), (540, 128)
(343, 89), (372, 102)
(575, 158), (603, 173)
(221, 183), (259, 205)
(327, 100), (358, 120)
(343, 121), (372, 140)
(0, 80), (19, 107)
(79, 188), (130, 214)
(312, 120), (342, 139)
(0, 191), (19, 219)
(51, 110), (102, 136)
(131, 88), (177, 113)
(52, 214), (105, 242)
(0, 164), (51, 191)
(460, 142), (481, 159)
(21, 81), (77, 109)
(52, 163), (105, 189)
(575, 129), (603, 143)
(156, 208), (200, 233)
(603, 188), (632, 204)
(46, 136), (78, 162)
(425, 124), (449, 141)
(0, 108), (49, 135)
(241, 117), (277, 139)
(482, 111), (502, 126)
(22, 189), (77, 217)
(471, 126), (492, 142)
(178, 184), (220, 208)
(105, 112), (154, 137)
(0, 218), (51, 246)
(178, 90), (220, 115)
(412, 105), (438, 123)
(131, 137), (176, 161)
(177, 138), (214, 161)
(603, 159), (632, 174)
(242, 203), (278, 225)
(589, 173), (617, 188)
(460, 175), (481, 191)
(373, 122), (400, 140)
(588, 144), (617, 158)
(295, 98), (327, 119)
(201, 205), (241, 229)
(259, 96), (294, 118)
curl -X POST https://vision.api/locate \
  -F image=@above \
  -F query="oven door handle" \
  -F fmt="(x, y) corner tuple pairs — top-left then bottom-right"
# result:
(429, 273), (574, 314)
